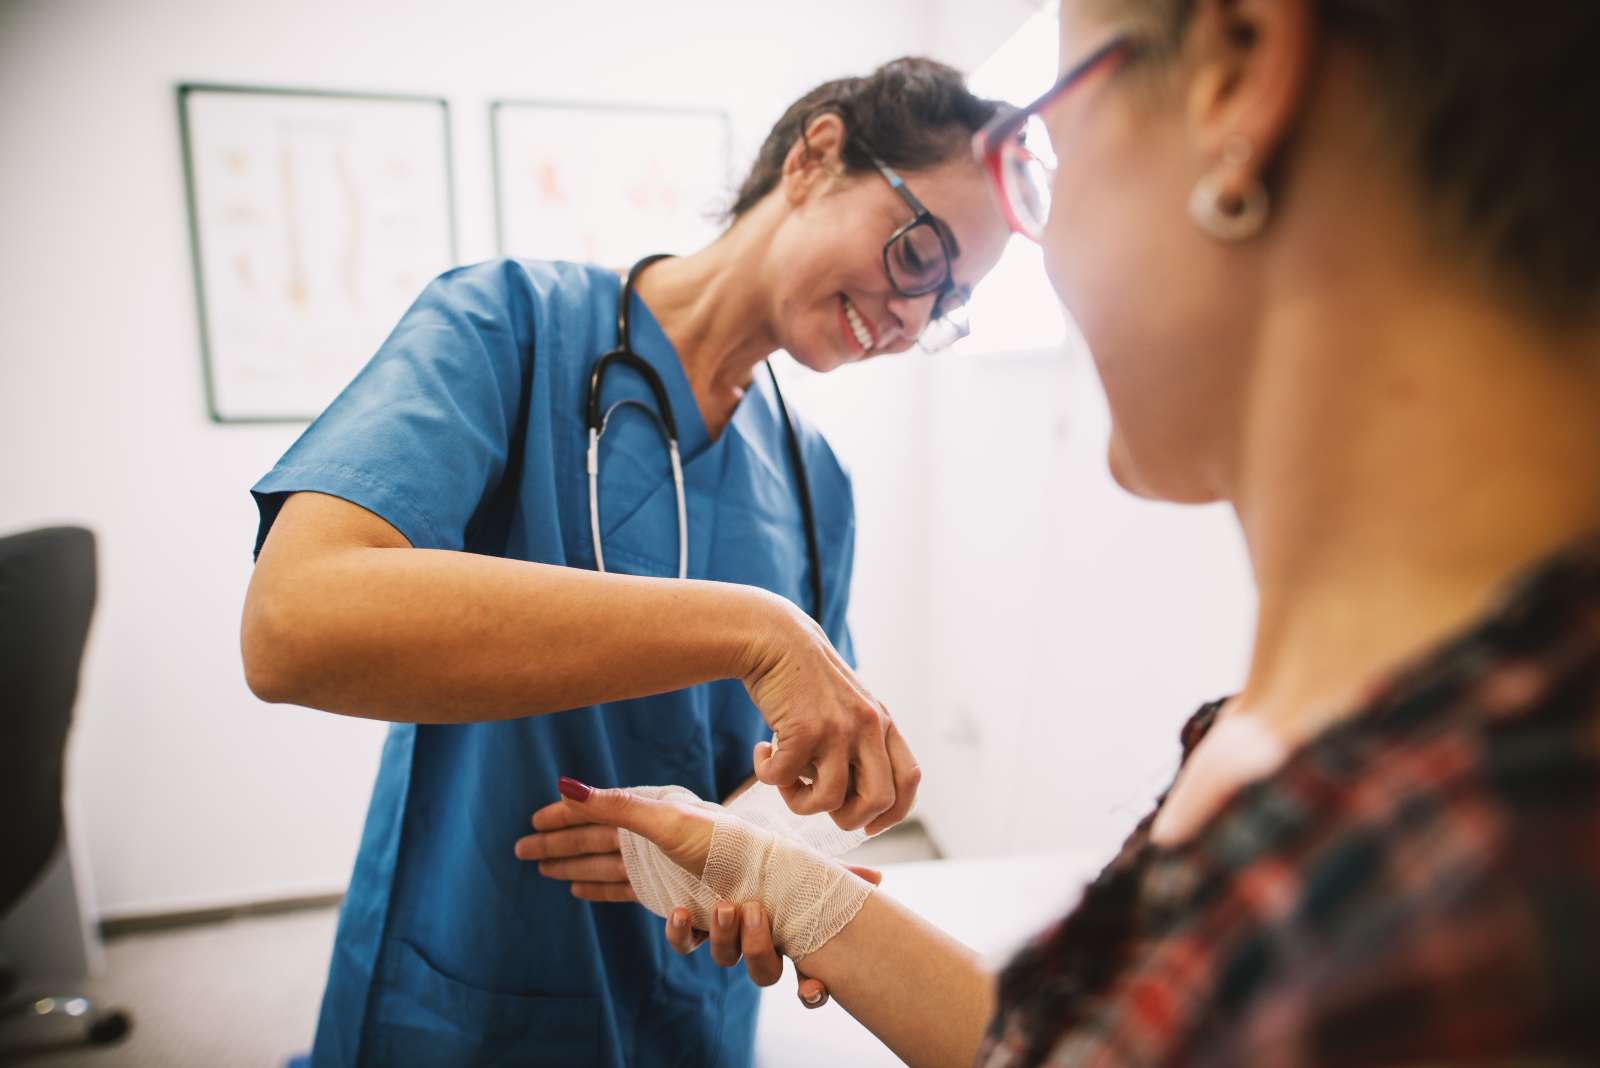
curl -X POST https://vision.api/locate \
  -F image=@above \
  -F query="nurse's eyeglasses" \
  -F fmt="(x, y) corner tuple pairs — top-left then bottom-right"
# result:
(972, 36), (1138, 243)
(861, 147), (972, 353)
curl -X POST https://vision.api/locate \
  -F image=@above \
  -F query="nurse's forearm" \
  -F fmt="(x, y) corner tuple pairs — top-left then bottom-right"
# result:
(793, 893), (995, 1068)
(242, 496), (789, 722)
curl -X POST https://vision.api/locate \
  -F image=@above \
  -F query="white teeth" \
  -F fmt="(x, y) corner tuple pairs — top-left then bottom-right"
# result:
(842, 296), (873, 351)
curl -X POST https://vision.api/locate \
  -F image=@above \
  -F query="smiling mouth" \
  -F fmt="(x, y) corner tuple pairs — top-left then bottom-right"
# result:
(839, 294), (877, 355)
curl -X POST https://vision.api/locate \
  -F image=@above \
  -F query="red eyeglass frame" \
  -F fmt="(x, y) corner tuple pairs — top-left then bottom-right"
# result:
(972, 36), (1139, 242)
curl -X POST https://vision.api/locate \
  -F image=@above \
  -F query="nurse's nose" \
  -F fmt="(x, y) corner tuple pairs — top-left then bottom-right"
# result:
(884, 291), (940, 350)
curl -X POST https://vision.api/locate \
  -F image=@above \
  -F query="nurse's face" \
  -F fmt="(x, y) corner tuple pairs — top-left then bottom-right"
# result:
(1039, 2), (1255, 504)
(765, 118), (1010, 374)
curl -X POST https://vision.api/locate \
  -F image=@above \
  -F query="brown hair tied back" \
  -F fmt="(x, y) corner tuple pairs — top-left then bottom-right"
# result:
(727, 57), (1012, 222)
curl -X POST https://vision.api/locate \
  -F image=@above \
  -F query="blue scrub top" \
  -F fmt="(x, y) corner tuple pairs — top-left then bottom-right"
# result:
(250, 259), (858, 1067)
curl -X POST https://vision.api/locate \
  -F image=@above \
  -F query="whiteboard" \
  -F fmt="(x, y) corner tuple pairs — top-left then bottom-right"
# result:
(492, 100), (731, 269)
(179, 85), (456, 422)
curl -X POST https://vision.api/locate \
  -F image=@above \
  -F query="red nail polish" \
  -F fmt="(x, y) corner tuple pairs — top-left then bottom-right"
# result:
(558, 776), (592, 802)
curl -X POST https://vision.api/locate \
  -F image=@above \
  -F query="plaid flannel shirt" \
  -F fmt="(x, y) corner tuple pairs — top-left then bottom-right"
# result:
(978, 535), (1600, 1067)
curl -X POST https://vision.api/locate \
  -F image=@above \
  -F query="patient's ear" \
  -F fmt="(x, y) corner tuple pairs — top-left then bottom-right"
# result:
(1182, 0), (1315, 189)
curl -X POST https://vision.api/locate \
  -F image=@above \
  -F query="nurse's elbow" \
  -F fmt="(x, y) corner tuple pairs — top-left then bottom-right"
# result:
(241, 581), (314, 705)
(242, 646), (294, 705)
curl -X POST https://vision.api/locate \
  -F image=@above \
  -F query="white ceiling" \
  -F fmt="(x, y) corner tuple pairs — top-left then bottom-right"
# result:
(925, 0), (1054, 73)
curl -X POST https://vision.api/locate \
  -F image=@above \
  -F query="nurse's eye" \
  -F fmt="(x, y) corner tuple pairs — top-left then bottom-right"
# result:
(897, 241), (928, 274)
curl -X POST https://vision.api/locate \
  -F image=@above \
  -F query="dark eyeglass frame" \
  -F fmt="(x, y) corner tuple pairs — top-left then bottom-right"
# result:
(972, 35), (1139, 241)
(860, 147), (969, 322)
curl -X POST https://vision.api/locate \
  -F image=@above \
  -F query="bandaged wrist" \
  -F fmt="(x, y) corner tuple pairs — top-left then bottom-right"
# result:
(700, 808), (874, 960)
(616, 785), (874, 960)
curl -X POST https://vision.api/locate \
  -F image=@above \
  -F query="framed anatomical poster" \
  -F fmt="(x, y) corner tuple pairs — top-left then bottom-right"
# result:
(178, 84), (457, 422)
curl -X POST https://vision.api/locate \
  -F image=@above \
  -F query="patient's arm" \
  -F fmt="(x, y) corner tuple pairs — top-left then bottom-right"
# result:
(533, 780), (994, 1068)
(793, 890), (995, 1068)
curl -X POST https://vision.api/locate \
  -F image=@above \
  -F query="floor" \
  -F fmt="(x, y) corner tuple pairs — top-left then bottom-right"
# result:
(2, 823), (939, 1067)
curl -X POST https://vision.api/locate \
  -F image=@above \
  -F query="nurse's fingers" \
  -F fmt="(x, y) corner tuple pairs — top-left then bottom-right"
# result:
(754, 741), (820, 780)
(753, 730), (817, 790)
(829, 733), (896, 831)
(864, 721), (922, 836)
(665, 908), (706, 955)
(739, 903), (783, 987)
(844, 864), (883, 886)
(535, 855), (627, 883)
(796, 969), (829, 1010)
(752, 740), (776, 779)
(514, 824), (620, 860)
(568, 881), (636, 903)
(708, 901), (742, 968)
(777, 745), (851, 817)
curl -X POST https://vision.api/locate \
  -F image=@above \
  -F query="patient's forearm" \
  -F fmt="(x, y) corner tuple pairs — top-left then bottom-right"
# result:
(795, 892), (995, 1068)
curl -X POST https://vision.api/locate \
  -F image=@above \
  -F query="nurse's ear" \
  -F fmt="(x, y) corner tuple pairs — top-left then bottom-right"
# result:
(779, 112), (849, 207)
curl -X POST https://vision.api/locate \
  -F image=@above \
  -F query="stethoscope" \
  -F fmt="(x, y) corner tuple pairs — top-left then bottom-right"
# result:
(585, 254), (825, 624)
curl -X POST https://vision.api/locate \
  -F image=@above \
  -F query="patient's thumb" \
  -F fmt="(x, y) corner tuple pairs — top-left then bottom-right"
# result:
(557, 777), (662, 837)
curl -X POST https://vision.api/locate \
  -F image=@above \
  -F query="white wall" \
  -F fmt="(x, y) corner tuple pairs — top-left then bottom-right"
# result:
(915, 343), (1255, 860)
(0, 0), (1032, 918)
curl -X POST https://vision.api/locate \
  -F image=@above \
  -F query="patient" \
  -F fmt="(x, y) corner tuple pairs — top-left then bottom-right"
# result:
(517, 0), (1600, 1063)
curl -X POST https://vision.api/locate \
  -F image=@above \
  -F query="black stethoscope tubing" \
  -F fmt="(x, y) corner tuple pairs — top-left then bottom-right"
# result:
(584, 254), (825, 625)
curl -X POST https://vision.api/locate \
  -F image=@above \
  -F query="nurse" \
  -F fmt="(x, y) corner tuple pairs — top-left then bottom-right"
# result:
(241, 57), (1012, 1067)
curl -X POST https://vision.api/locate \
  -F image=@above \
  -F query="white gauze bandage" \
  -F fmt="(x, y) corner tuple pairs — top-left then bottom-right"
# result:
(616, 783), (875, 960)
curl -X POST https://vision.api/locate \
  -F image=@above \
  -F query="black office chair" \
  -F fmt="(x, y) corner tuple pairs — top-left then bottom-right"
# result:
(0, 526), (131, 1055)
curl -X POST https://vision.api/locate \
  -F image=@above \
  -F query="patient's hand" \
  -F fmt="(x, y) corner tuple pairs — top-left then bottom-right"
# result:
(516, 792), (880, 1008)
(517, 796), (638, 902)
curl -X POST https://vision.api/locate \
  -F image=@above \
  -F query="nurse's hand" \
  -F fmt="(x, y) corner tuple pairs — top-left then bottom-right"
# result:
(742, 598), (921, 834)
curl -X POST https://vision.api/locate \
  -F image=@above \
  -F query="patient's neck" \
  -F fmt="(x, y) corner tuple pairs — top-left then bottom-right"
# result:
(1231, 258), (1600, 746)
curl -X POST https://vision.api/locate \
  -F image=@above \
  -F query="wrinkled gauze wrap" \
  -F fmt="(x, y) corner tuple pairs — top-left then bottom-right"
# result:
(616, 783), (876, 960)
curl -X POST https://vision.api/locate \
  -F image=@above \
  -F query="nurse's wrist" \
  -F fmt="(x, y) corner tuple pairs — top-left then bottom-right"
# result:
(718, 583), (802, 683)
